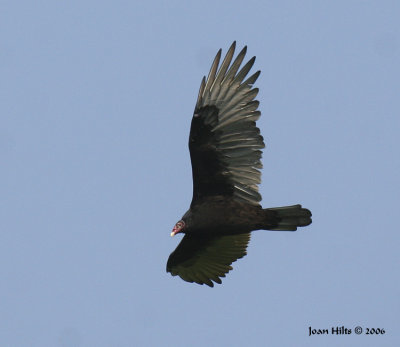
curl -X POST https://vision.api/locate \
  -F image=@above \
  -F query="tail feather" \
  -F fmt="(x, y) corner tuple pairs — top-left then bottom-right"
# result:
(265, 204), (312, 231)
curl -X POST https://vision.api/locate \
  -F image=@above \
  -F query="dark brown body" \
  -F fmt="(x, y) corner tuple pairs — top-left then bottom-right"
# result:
(182, 197), (278, 236)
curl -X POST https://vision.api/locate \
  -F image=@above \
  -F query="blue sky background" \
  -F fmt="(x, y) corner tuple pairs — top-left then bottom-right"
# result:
(1, 1), (399, 346)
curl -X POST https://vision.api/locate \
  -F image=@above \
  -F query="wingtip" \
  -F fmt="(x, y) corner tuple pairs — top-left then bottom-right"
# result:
(239, 45), (247, 56)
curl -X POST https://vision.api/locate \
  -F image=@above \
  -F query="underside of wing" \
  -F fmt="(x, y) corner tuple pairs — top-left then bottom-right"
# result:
(190, 42), (265, 206)
(166, 233), (251, 287)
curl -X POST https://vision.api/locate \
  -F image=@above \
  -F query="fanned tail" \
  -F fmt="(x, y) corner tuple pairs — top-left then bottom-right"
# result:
(265, 204), (312, 231)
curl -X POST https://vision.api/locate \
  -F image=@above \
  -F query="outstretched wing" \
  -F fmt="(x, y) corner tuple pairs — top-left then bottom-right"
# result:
(189, 42), (265, 206)
(166, 233), (251, 287)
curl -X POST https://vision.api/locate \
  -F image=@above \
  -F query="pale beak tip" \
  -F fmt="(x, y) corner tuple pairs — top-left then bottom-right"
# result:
(170, 232), (175, 237)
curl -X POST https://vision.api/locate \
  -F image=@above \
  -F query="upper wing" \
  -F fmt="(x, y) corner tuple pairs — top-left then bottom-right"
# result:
(166, 233), (251, 287)
(189, 42), (265, 206)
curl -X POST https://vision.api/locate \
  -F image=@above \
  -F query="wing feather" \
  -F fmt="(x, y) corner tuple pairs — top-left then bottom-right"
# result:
(203, 49), (221, 100)
(166, 233), (251, 287)
(189, 42), (264, 206)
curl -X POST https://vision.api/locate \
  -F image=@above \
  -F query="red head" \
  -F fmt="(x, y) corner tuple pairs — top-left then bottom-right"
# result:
(171, 220), (185, 237)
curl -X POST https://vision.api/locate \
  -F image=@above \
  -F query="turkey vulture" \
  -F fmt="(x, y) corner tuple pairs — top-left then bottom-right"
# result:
(167, 42), (312, 287)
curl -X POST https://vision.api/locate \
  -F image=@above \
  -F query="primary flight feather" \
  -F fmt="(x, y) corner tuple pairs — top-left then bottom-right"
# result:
(167, 42), (312, 287)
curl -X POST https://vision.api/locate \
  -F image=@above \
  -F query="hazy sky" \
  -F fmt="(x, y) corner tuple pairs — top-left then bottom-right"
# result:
(1, 1), (399, 346)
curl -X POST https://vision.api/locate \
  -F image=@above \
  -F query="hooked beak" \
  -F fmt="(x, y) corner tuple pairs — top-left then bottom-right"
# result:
(171, 220), (185, 237)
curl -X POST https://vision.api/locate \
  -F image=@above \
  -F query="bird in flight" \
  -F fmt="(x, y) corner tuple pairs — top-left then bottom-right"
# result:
(167, 42), (312, 287)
